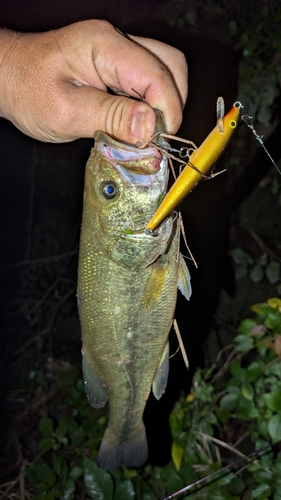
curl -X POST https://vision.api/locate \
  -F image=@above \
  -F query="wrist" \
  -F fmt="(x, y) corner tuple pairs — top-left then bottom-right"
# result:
(0, 28), (25, 121)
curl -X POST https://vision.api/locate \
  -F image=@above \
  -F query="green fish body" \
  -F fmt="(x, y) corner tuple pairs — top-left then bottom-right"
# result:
(77, 127), (191, 470)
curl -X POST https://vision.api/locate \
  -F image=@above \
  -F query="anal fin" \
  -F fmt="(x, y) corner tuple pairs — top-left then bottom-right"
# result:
(152, 342), (169, 400)
(82, 354), (108, 408)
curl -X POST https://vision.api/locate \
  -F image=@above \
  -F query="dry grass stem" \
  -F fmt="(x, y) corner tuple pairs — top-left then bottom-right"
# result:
(173, 318), (189, 369)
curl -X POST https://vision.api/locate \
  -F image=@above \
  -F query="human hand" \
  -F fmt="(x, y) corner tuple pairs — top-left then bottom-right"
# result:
(0, 20), (187, 144)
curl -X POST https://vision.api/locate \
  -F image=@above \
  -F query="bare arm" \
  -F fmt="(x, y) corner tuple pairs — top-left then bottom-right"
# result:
(0, 20), (188, 144)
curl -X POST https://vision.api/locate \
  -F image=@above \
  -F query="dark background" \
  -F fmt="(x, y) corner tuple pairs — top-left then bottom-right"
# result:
(0, 0), (280, 486)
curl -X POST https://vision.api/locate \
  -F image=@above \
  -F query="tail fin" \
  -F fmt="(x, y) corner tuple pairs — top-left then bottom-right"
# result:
(97, 422), (148, 470)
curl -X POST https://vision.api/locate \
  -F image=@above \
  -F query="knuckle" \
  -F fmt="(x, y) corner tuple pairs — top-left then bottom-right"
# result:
(105, 97), (128, 138)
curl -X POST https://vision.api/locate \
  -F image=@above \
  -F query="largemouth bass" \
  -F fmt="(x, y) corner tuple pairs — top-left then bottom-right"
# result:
(77, 113), (191, 470)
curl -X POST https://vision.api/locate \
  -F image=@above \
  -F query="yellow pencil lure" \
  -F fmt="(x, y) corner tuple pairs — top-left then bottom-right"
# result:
(145, 101), (241, 233)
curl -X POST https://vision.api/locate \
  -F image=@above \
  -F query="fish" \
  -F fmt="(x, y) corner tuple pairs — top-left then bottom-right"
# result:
(77, 111), (191, 470)
(145, 101), (241, 233)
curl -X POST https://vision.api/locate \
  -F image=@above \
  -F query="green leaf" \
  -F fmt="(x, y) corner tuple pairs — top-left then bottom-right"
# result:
(258, 254), (268, 266)
(250, 264), (264, 282)
(32, 494), (47, 500)
(123, 468), (137, 479)
(227, 476), (246, 496)
(264, 392), (281, 412)
(71, 428), (86, 446)
(267, 298), (281, 309)
(69, 466), (83, 481)
(251, 483), (271, 499)
(158, 462), (184, 494)
(25, 463), (56, 488)
(247, 361), (263, 382)
(237, 318), (257, 335)
(258, 418), (269, 436)
(234, 263), (248, 280)
(231, 248), (253, 265)
(39, 417), (54, 437)
(237, 396), (258, 420)
(55, 420), (69, 439)
(114, 480), (135, 500)
(266, 262), (280, 284)
(141, 481), (158, 500)
(272, 457), (281, 475)
(268, 414), (281, 441)
(52, 456), (64, 476)
(230, 360), (243, 377)
(171, 441), (184, 471)
(234, 337), (254, 352)
(269, 362), (281, 379)
(253, 469), (272, 484)
(251, 302), (269, 315)
(39, 438), (56, 452)
(56, 363), (80, 394)
(62, 478), (76, 500)
(63, 416), (79, 433)
(83, 456), (113, 500)
(46, 489), (61, 500)
(241, 383), (254, 400)
(220, 393), (238, 410)
(216, 409), (232, 423)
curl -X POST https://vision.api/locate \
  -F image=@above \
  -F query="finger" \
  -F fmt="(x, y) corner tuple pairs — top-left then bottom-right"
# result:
(68, 21), (185, 136)
(55, 83), (157, 144)
(130, 35), (188, 108)
(94, 31), (183, 135)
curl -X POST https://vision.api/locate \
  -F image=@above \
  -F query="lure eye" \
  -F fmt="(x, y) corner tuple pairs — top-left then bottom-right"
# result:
(100, 181), (118, 200)
(230, 120), (237, 129)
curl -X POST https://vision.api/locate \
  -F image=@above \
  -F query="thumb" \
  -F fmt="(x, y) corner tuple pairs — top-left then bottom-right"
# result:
(61, 84), (157, 144)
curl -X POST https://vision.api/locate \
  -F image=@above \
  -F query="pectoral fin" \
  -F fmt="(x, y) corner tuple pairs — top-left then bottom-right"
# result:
(152, 342), (169, 400)
(82, 354), (108, 408)
(141, 258), (169, 310)
(177, 254), (192, 300)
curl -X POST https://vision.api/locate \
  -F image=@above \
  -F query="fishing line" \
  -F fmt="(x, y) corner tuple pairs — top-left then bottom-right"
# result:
(162, 440), (281, 500)
(238, 102), (281, 175)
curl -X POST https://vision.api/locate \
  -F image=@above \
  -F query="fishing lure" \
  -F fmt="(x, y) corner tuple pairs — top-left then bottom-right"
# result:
(146, 99), (280, 234)
(145, 100), (241, 233)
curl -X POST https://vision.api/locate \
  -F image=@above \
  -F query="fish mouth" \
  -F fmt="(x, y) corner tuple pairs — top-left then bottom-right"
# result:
(110, 216), (174, 270)
(122, 216), (173, 242)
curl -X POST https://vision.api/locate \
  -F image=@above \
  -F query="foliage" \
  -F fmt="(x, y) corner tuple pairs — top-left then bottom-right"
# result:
(158, 0), (281, 125)
(24, 298), (281, 499)
(231, 248), (281, 291)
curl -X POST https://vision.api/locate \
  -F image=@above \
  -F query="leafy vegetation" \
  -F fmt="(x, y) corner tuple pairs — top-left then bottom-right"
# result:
(159, 0), (281, 125)
(21, 298), (281, 499)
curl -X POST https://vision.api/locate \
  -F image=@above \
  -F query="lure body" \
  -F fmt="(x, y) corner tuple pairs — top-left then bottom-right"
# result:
(146, 102), (241, 232)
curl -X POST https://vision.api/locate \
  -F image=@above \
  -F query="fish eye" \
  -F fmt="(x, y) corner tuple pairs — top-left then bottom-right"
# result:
(230, 120), (237, 129)
(100, 180), (118, 200)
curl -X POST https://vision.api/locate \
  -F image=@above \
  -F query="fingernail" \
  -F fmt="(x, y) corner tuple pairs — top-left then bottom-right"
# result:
(131, 112), (147, 141)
